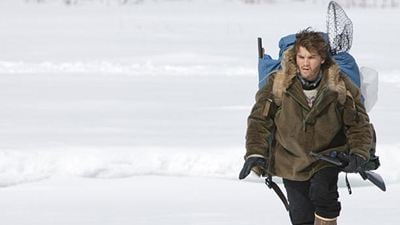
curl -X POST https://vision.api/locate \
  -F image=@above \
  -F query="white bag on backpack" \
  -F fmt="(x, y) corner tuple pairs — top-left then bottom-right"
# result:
(360, 66), (379, 112)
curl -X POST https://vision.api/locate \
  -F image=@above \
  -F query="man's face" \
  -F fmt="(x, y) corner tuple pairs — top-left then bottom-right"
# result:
(296, 46), (324, 81)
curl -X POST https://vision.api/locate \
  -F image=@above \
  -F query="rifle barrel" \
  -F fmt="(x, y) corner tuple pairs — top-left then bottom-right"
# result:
(258, 37), (264, 59)
(310, 152), (343, 166)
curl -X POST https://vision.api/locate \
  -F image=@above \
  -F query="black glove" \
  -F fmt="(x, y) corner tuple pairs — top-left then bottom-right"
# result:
(239, 157), (267, 180)
(341, 154), (367, 173)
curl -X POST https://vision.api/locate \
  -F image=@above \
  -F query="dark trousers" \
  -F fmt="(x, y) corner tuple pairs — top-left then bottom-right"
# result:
(283, 167), (341, 225)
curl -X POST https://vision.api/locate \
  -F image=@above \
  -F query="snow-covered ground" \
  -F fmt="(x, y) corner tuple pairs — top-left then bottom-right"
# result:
(1, 176), (399, 225)
(0, 0), (399, 224)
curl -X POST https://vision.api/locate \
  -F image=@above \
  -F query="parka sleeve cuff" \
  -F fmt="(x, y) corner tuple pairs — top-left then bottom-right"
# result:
(245, 154), (266, 160)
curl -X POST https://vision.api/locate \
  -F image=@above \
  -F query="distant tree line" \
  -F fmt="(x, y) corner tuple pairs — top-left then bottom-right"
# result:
(333, 0), (398, 8)
(242, 0), (399, 8)
(24, 0), (399, 7)
(24, 0), (145, 4)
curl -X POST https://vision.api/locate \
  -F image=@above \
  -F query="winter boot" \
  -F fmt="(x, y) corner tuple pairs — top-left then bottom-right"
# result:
(314, 214), (337, 225)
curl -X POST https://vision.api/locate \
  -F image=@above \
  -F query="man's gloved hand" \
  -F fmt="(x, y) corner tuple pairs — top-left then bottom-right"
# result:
(239, 157), (267, 180)
(341, 154), (367, 173)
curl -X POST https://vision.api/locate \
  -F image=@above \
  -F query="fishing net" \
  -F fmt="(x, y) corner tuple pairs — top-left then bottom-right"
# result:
(327, 1), (353, 54)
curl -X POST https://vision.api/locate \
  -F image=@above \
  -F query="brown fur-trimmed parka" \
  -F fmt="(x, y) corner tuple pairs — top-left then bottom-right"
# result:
(245, 47), (373, 181)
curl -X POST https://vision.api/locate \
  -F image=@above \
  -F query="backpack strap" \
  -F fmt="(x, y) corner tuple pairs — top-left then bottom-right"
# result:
(265, 176), (289, 212)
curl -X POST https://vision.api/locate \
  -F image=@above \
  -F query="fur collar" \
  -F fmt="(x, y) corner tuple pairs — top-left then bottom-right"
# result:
(272, 46), (347, 105)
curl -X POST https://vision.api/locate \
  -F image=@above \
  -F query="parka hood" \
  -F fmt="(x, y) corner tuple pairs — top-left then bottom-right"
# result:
(272, 47), (347, 105)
